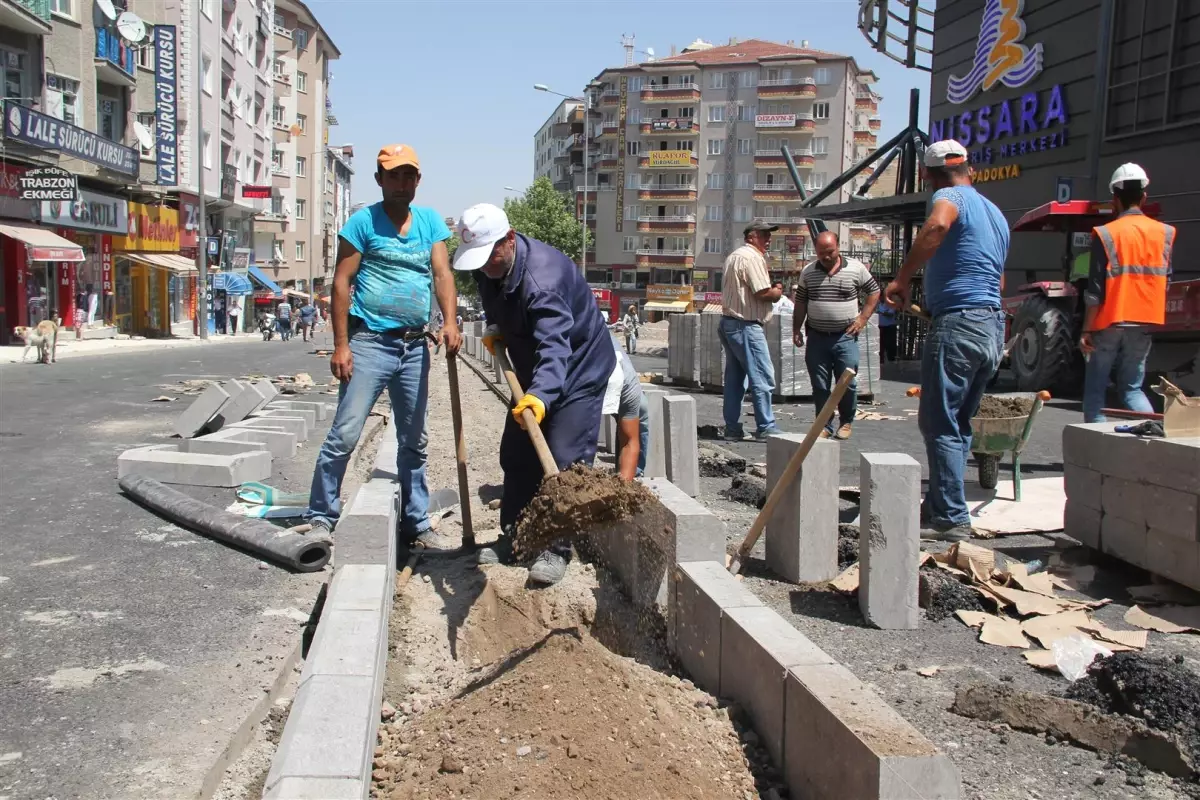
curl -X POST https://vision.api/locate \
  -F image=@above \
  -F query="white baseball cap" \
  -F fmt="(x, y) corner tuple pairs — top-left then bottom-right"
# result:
(1109, 163), (1149, 192)
(924, 139), (969, 168)
(453, 203), (511, 271)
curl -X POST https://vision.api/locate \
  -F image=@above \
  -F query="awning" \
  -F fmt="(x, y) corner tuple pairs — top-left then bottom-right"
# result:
(283, 288), (312, 300)
(0, 221), (85, 262)
(213, 272), (253, 294)
(644, 301), (690, 312)
(118, 252), (198, 273)
(248, 264), (282, 297)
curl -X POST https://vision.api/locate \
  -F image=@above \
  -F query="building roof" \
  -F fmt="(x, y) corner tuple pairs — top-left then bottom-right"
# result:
(276, 0), (341, 58)
(654, 38), (847, 66)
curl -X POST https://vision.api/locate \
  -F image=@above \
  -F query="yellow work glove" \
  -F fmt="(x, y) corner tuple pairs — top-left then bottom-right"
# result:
(511, 394), (546, 429)
(482, 325), (503, 356)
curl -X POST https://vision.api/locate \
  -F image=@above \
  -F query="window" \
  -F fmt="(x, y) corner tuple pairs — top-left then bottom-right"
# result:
(235, 19), (245, 53)
(296, 113), (307, 134)
(675, 140), (693, 151)
(232, 148), (243, 180)
(97, 95), (124, 142)
(1106, 0), (1200, 137)
(626, 140), (640, 156)
(709, 72), (725, 89)
(273, 12), (284, 29)
(271, 104), (284, 125)
(628, 107), (641, 124)
(203, 133), (213, 168)
(202, 54), (213, 94)
(135, 45), (154, 71)
(625, 205), (638, 221)
(679, 106), (694, 118)
(812, 137), (829, 155)
(703, 238), (723, 253)
(705, 173), (723, 189)
(273, 58), (286, 77)
(623, 236), (636, 252)
(813, 102), (830, 120)
(200, 0), (213, 19)
(271, 149), (283, 169)
(626, 172), (642, 189)
(136, 113), (155, 158)
(814, 67), (831, 85)
(811, 172), (827, 189)
(707, 105), (724, 123)
(706, 139), (723, 155)
(253, 159), (262, 182)
(704, 205), (723, 221)
(45, 75), (79, 126)
(295, 241), (305, 261)
(737, 139), (752, 155)
(295, 199), (306, 219)
(734, 206), (751, 222)
(740, 70), (757, 88)
(233, 84), (245, 118)
(737, 104), (756, 121)
(673, 205), (690, 216)
(325, 201), (333, 218)
(296, 71), (307, 92)
(295, 156), (307, 177)
(628, 76), (643, 92)
(295, 28), (309, 49)
(736, 173), (752, 189)
(50, 0), (72, 15)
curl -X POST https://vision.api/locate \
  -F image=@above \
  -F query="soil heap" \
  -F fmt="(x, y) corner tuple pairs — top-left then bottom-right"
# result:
(513, 464), (654, 557)
(976, 395), (1035, 419)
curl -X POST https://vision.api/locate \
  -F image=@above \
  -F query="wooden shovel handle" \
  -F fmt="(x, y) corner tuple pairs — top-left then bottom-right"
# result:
(493, 346), (559, 477)
(445, 354), (475, 548)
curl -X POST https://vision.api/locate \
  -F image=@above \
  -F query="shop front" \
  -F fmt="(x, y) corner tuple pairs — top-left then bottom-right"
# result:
(643, 284), (694, 320)
(0, 221), (86, 335)
(590, 287), (615, 324)
(111, 202), (192, 337)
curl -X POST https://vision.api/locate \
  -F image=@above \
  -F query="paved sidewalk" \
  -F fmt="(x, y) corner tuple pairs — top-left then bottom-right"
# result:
(2, 332), (261, 363)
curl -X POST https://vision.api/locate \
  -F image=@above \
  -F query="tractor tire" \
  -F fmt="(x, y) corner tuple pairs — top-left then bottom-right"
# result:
(1010, 294), (1078, 394)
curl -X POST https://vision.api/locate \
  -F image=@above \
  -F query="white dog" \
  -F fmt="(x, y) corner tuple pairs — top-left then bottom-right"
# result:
(14, 320), (58, 364)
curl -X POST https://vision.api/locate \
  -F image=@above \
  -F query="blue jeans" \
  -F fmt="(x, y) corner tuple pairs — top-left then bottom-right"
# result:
(718, 316), (777, 435)
(277, 318), (291, 340)
(804, 328), (859, 434)
(307, 330), (431, 535)
(1083, 327), (1153, 423)
(626, 333), (637, 354)
(636, 391), (650, 476)
(919, 309), (1003, 527)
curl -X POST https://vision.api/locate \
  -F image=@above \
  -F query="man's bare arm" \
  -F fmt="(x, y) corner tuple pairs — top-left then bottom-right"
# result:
(430, 240), (460, 353)
(329, 238), (362, 381)
(885, 199), (959, 308)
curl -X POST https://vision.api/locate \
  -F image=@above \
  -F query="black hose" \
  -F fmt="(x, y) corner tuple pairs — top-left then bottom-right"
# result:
(119, 474), (331, 572)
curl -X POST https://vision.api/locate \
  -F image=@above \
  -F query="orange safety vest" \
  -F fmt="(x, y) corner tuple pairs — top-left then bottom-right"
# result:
(1091, 212), (1174, 331)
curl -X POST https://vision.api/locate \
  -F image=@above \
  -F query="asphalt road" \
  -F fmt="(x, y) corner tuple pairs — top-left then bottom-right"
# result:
(0, 333), (339, 800)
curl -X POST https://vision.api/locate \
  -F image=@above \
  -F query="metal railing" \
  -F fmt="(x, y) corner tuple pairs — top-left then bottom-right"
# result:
(638, 184), (696, 191)
(758, 77), (817, 87)
(274, 71), (291, 84)
(753, 183), (798, 191)
(755, 148), (812, 157)
(636, 249), (694, 256)
(637, 215), (696, 223)
(273, 24), (293, 38)
(755, 217), (807, 224)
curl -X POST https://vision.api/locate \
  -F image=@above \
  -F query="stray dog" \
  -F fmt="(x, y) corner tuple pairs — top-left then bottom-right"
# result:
(14, 320), (58, 364)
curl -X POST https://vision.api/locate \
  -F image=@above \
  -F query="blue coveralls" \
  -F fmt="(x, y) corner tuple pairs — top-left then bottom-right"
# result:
(476, 234), (617, 536)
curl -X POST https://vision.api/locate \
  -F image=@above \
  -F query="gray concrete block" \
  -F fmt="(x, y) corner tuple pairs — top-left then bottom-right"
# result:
(263, 777), (364, 800)
(643, 389), (668, 479)
(230, 415), (308, 441)
(663, 395), (700, 497)
(371, 422), (399, 479)
(601, 414), (618, 455)
(255, 406), (317, 430)
(251, 379), (279, 413)
(1101, 513), (1148, 567)
(173, 383), (230, 438)
(195, 426), (298, 459)
(1144, 436), (1200, 495)
(766, 435), (840, 583)
(336, 479), (396, 566)
(327, 564), (392, 612)
(266, 399), (333, 421)
(1062, 464), (1101, 510)
(859, 453), (921, 630)
(265, 674), (376, 783)
(667, 313), (698, 384)
(1101, 475), (1144, 526)
(1146, 527), (1200, 590)
(588, 517), (640, 595)
(303, 607), (386, 679)
(719, 606), (837, 766)
(207, 379), (260, 430)
(784, 662), (958, 800)
(674, 561), (763, 694)
(179, 438), (273, 457)
(1064, 500), (1101, 550)
(1143, 483), (1200, 540)
(118, 445), (271, 487)
(1064, 423), (1198, 493)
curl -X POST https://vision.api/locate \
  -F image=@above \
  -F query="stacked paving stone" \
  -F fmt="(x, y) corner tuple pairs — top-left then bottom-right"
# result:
(1064, 422), (1200, 590)
(666, 313), (700, 385)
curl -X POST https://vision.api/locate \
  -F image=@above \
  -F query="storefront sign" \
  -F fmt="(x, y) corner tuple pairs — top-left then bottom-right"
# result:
(591, 288), (612, 305)
(646, 284), (694, 302)
(615, 76), (627, 233)
(19, 166), (77, 201)
(4, 104), (138, 177)
(153, 25), (179, 186)
(646, 150), (693, 168)
(971, 163), (1022, 183)
(242, 185), (272, 199)
(703, 292), (722, 304)
(649, 118), (690, 131)
(101, 236), (113, 294)
(232, 248), (251, 270)
(37, 188), (129, 235)
(930, 84), (1069, 166)
(220, 165), (237, 201)
(178, 193), (200, 249)
(114, 202), (180, 252)
(692, 270), (709, 281)
(947, 0), (1043, 105)
(755, 113), (796, 128)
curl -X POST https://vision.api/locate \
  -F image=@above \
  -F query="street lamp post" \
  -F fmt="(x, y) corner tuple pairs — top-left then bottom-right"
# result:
(534, 83), (589, 276)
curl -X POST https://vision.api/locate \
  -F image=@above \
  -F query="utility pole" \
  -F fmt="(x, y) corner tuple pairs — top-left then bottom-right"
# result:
(194, 0), (208, 339)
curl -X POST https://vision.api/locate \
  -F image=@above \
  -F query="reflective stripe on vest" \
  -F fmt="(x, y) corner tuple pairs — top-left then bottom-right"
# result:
(1091, 214), (1174, 330)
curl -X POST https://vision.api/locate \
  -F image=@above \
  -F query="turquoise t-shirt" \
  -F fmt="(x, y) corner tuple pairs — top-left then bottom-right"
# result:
(339, 203), (450, 331)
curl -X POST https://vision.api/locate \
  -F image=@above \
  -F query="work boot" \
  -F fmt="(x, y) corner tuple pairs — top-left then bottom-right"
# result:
(723, 425), (746, 442)
(477, 536), (514, 565)
(920, 523), (973, 543)
(834, 424), (853, 440)
(528, 551), (568, 586)
(308, 517), (333, 537)
(407, 528), (440, 549)
(752, 426), (782, 441)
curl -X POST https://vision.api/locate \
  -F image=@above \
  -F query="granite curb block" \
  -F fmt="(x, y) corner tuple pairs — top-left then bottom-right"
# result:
(117, 444), (271, 487)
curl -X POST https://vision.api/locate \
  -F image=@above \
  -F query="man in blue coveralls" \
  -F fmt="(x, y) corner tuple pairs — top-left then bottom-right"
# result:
(452, 203), (616, 586)
(305, 144), (461, 542)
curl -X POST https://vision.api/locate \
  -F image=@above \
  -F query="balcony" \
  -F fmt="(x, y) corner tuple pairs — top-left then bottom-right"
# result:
(593, 154), (619, 171)
(636, 249), (694, 268)
(271, 165), (291, 188)
(637, 185), (696, 201)
(94, 26), (136, 86)
(755, 217), (807, 232)
(274, 24), (293, 49)
(222, 29), (236, 55)
(599, 90), (620, 106)
(1, 0), (51, 34)
(752, 183), (800, 201)
(640, 84), (701, 103)
(636, 215), (696, 233)
(754, 148), (813, 168)
(596, 122), (620, 140)
(855, 90), (881, 111)
(869, 117), (881, 130)
(853, 126), (876, 143)
(274, 71), (292, 97)
(757, 77), (817, 99)
(639, 118), (699, 136)
(638, 151), (698, 170)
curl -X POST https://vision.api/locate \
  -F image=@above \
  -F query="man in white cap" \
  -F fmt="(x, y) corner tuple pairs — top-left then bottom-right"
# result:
(884, 140), (1009, 542)
(452, 203), (616, 585)
(1080, 164), (1174, 423)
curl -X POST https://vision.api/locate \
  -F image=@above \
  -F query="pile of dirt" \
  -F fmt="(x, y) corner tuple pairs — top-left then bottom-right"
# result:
(919, 565), (986, 621)
(698, 446), (746, 478)
(976, 395), (1035, 419)
(720, 475), (767, 509)
(513, 465), (655, 558)
(696, 424), (725, 440)
(837, 523), (859, 570)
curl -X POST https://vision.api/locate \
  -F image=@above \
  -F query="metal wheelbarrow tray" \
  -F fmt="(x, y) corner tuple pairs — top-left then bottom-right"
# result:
(970, 392), (1046, 501)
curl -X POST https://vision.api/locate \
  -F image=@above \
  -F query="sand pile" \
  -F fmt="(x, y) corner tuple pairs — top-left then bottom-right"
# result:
(513, 464), (654, 557)
(976, 395), (1035, 419)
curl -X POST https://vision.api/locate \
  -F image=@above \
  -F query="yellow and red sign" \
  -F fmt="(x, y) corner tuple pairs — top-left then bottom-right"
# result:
(646, 284), (694, 303)
(114, 202), (180, 252)
(646, 151), (694, 168)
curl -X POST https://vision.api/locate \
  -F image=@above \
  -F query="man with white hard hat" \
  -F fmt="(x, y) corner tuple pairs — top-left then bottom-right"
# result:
(1080, 163), (1175, 423)
(884, 140), (1009, 542)
(452, 203), (616, 585)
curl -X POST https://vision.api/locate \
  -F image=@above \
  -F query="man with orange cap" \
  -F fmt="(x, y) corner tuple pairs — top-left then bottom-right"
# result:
(305, 144), (460, 543)
(1080, 163), (1175, 423)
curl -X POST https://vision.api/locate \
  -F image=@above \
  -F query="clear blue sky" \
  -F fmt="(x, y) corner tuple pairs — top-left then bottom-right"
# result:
(310, 0), (931, 218)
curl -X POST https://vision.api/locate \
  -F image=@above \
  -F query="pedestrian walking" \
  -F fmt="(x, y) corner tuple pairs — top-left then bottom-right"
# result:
(884, 140), (1008, 542)
(792, 232), (880, 440)
(719, 220), (784, 441)
(876, 302), (898, 362)
(1080, 163), (1174, 423)
(298, 298), (317, 341)
(771, 280), (795, 315)
(276, 299), (292, 341)
(306, 143), (460, 542)
(622, 304), (640, 354)
(228, 296), (242, 335)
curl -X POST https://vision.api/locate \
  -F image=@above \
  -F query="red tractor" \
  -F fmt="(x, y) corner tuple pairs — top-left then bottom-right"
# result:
(1004, 200), (1200, 396)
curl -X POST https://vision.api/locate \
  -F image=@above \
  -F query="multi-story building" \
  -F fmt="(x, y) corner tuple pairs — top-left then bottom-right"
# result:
(252, 0), (340, 293)
(322, 142), (352, 269)
(533, 98), (582, 193)
(561, 37), (879, 315)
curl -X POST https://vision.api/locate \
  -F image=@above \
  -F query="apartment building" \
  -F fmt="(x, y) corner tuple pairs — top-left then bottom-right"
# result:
(251, 0), (340, 293)
(569, 38), (880, 314)
(321, 141), (352, 269)
(532, 98), (582, 194)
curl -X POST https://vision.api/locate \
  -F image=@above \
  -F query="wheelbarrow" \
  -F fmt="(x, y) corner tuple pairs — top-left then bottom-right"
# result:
(970, 391), (1049, 501)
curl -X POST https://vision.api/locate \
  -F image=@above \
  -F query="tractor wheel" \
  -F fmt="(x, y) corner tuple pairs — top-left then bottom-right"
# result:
(977, 454), (1000, 490)
(1009, 294), (1078, 394)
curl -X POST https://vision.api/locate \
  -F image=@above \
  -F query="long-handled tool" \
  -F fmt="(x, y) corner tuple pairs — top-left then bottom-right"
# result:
(728, 368), (857, 576)
(493, 346), (559, 476)
(446, 352), (475, 550)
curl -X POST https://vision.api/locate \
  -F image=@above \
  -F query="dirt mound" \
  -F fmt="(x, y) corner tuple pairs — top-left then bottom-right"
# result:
(976, 395), (1034, 419)
(698, 446), (747, 478)
(919, 565), (986, 621)
(837, 523), (859, 570)
(721, 475), (767, 509)
(513, 465), (655, 557)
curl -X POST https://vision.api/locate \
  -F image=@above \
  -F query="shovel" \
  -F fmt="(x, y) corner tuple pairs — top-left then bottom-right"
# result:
(445, 353), (475, 549)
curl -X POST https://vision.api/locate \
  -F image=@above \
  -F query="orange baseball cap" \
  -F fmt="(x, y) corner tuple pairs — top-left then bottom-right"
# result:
(377, 144), (419, 171)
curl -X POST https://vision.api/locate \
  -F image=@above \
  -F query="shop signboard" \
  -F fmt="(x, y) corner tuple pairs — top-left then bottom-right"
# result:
(646, 150), (694, 167)
(646, 284), (694, 303)
(4, 104), (138, 177)
(113, 202), (180, 252)
(703, 291), (723, 304)
(241, 185), (271, 199)
(178, 193), (200, 249)
(153, 25), (179, 186)
(37, 188), (128, 235)
(591, 287), (612, 304)
(755, 114), (796, 128)
(19, 166), (78, 201)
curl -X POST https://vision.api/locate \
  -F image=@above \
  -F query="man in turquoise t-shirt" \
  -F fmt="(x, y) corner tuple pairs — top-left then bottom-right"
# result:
(306, 144), (461, 543)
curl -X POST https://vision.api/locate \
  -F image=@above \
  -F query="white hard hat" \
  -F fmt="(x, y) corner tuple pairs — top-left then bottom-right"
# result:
(924, 139), (968, 168)
(453, 203), (512, 271)
(1109, 163), (1149, 192)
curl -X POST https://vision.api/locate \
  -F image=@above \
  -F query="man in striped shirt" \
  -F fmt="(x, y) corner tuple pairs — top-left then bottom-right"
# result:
(792, 231), (880, 439)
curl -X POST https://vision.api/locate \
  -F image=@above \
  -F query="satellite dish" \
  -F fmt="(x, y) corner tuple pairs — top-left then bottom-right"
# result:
(116, 11), (146, 43)
(132, 121), (154, 150)
(645, 47), (655, 56)
(96, 0), (117, 21)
